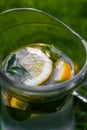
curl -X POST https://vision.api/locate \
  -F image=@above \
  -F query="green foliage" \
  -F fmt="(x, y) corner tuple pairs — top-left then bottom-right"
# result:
(0, 0), (87, 40)
(74, 97), (87, 130)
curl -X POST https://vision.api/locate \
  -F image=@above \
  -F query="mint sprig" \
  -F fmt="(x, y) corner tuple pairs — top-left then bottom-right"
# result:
(6, 54), (31, 82)
(41, 45), (58, 62)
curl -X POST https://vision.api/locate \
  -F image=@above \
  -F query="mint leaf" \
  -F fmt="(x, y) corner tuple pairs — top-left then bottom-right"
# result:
(41, 45), (58, 62)
(7, 54), (16, 70)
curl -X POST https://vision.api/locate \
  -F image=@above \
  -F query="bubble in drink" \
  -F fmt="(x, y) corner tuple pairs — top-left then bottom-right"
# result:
(3, 43), (74, 86)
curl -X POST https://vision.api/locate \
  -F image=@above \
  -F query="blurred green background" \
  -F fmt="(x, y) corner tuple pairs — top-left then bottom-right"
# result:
(0, 0), (87, 130)
(0, 0), (87, 41)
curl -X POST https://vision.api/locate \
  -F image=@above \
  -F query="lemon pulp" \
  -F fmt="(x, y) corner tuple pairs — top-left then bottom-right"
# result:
(54, 60), (72, 82)
(20, 47), (53, 86)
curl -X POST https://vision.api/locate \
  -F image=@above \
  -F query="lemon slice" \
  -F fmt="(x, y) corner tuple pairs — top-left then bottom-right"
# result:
(20, 47), (53, 86)
(54, 60), (72, 81)
(10, 97), (28, 110)
(6, 93), (12, 106)
(6, 93), (28, 110)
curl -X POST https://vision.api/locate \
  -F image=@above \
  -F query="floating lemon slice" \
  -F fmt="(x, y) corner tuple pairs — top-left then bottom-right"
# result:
(6, 93), (12, 106)
(20, 47), (53, 86)
(6, 93), (28, 110)
(10, 97), (28, 110)
(54, 60), (72, 81)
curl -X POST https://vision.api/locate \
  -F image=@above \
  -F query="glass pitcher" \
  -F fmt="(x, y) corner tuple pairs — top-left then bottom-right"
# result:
(0, 8), (87, 130)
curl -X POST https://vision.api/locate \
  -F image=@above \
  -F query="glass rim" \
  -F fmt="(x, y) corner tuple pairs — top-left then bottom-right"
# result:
(0, 8), (87, 95)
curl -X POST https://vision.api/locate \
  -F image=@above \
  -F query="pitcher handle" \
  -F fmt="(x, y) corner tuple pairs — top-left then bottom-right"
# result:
(72, 82), (87, 103)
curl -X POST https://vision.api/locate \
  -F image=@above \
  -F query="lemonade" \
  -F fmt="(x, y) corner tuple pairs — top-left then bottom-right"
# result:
(3, 43), (74, 86)
(2, 43), (75, 121)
